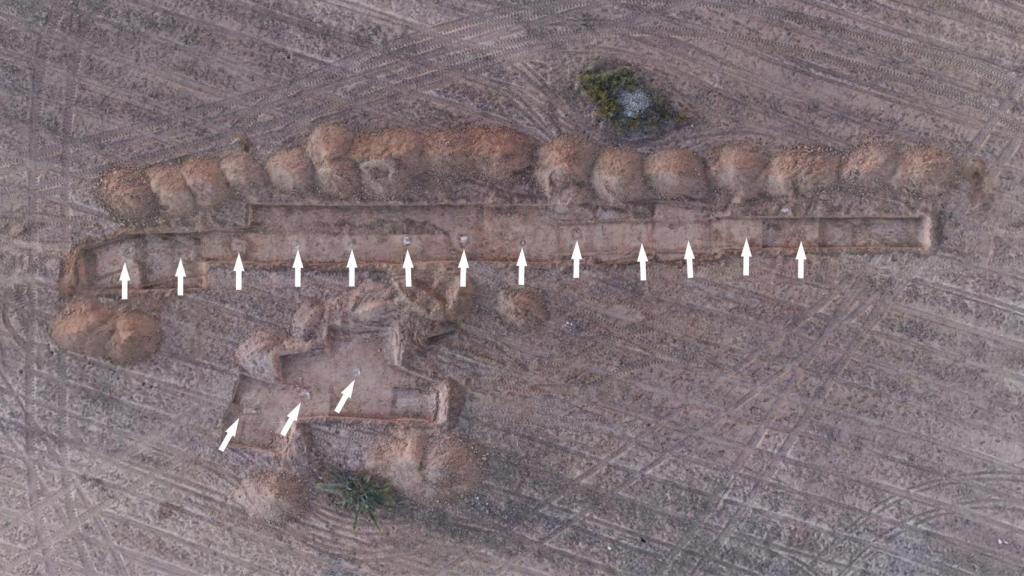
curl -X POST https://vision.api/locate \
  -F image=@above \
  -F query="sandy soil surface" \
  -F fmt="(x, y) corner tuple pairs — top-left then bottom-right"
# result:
(3, 1), (1024, 575)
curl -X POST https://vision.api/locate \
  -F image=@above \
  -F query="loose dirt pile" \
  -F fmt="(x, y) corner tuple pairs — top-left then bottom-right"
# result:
(365, 429), (480, 503)
(496, 287), (550, 329)
(534, 134), (600, 207)
(52, 298), (161, 365)
(97, 168), (159, 224)
(96, 122), (983, 225)
(644, 148), (710, 200)
(592, 148), (648, 205)
(231, 469), (311, 523)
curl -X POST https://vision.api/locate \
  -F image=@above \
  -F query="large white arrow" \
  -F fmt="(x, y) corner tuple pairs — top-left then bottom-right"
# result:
(233, 254), (244, 291)
(292, 249), (303, 288)
(684, 242), (695, 279)
(741, 238), (752, 277)
(571, 241), (582, 279)
(219, 419), (238, 452)
(280, 404), (301, 436)
(119, 263), (130, 300)
(334, 380), (355, 413)
(346, 250), (357, 287)
(402, 250), (414, 288)
(175, 258), (185, 296)
(637, 243), (648, 282)
(517, 248), (527, 286)
(796, 242), (806, 279)
(458, 250), (468, 288)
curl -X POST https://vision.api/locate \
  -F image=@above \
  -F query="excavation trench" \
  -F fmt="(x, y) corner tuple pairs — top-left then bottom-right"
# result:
(62, 203), (931, 296)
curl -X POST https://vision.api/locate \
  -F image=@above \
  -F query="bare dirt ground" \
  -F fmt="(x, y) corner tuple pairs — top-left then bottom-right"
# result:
(3, 1), (1024, 575)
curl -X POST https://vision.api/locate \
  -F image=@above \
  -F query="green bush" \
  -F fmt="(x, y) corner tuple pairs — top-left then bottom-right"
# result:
(578, 66), (683, 132)
(317, 470), (396, 530)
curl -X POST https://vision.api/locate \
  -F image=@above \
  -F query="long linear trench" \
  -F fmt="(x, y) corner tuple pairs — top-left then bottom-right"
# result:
(64, 203), (931, 295)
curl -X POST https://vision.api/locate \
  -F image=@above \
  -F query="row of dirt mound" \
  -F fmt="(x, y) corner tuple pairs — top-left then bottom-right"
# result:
(51, 298), (161, 365)
(230, 428), (481, 524)
(539, 138), (976, 209)
(97, 123), (981, 225)
(97, 124), (536, 225)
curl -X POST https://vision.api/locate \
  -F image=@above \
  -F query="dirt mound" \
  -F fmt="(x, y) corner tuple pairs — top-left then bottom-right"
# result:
(350, 128), (425, 167)
(306, 125), (361, 198)
(221, 151), (270, 198)
(107, 311), (161, 364)
(97, 168), (159, 224)
(350, 129), (426, 199)
(332, 280), (404, 324)
(535, 134), (599, 207)
(236, 329), (287, 383)
(52, 299), (161, 365)
(427, 126), (534, 183)
(52, 299), (117, 357)
(306, 124), (353, 166)
(365, 429), (480, 503)
(232, 470), (310, 523)
(841, 143), (901, 186)
(181, 157), (231, 208)
(393, 267), (473, 323)
(497, 286), (549, 328)
(314, 157), (361, 199)
(891, 146), (958, 199)
(765, 147), (841, 199)
(265, 147), (316, 195)
(592, 148), (648, 205)
(291, 300), (325, 342)
(710, 144), (770, 203)
(644, 148), (710, 200)
(147, 164), (195, 218)
(962, 158), (992, 208)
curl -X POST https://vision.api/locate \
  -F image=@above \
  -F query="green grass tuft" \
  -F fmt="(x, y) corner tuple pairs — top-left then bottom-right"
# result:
(317, 470), (396, 530)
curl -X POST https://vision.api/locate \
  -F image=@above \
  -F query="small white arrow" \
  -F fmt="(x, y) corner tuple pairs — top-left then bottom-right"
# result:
(795, 242), (806, 280)
(233, 254), (244, 291)
(346, 250), (357, 287)
(292, 249), (303, 288)
(219, 419), (238, 452)
(174, 258), (186, 296)
(684, 242), (695, 279)
(458, 250), (469, 288)
(334, 380), (355, 414)
(402, 250), (414, 288)
(280, 404), (301, 436)
(119, 263), (130, 300)
(517, 248), (527, 286)
(741, 239), (752, 277)
(637, 243), (649, 282)
(571, 241), (582, 279)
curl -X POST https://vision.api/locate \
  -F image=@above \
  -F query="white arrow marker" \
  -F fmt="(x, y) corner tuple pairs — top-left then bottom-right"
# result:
(119, 263), (130, 300)
(334, 380), (355, 414)
(795, 242), (806, 279)
(458, 250), (469, 288)
(637, 243), (649, 282)
(402, 250), (414, 288)
(346, 250), (357, 287)
(174, 258), (186, 296)
(219, 419), (238, 452)
(571, 241), (582, 279)
(741, 238), (752, 277)
(292, 250), (303, 288)
(280, 404), (301, 436)
(684, 242), (695, 279)
(517, 248), (527, 286)
(233, 254), (244, 291)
